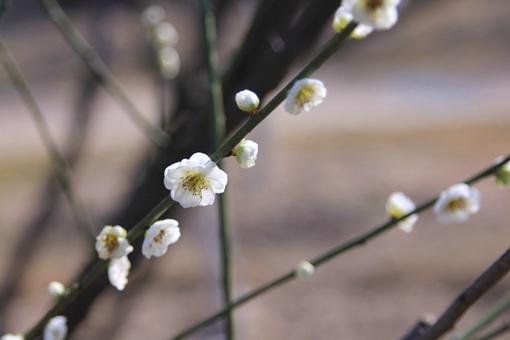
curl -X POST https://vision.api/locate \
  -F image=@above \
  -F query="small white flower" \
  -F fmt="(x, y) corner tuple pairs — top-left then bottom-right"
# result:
(153, 21), (179, 47)
(385, 192), (418, 233)
(43, 316), (67, 340)
(164, 152), (228, 208)
(158, 46), (180, 79)
(232, 139), (258, 169)
(95, 225), (133, 260)
(141, 5), (166, 28)
(284, 78), (326, 115)
(1, 334), (24, 340)
(295, 261), (315, 279)
(343, 0), (400, 30)
(434, 183), (481, 224)
(494, 157), (510, 187)
(108, 256), (131, 291)
(142, 219), (181, 259)
(235, 90), (260, 112)
(48, 281), (66, 299)
(332, 6), (373, 39)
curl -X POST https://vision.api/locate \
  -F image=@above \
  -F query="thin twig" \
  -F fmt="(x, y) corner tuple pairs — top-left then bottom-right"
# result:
(39, 0), (169, 146)
(404, 245), (510, 340)
(476, 322), (510, 340)
(170, 156), (510, 340)
(454, 291), (510, 340)
(199, 0), (233, 338)
(0, 38), (94, 241)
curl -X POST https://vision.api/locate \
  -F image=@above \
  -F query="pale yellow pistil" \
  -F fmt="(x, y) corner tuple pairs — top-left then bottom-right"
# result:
(182, 171), (209, 196)
(104, 234), (119, 253)
(296, 84), (316, 107)
(445, 198), (467, 212)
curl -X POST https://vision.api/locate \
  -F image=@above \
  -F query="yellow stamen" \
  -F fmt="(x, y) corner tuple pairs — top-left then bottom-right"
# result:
(296, 84), (316, 107)
(104, 234), (119, 253)
(445, 198), (467, 212)
(182, 171), (209, 196)
(366, 0), (384, 11)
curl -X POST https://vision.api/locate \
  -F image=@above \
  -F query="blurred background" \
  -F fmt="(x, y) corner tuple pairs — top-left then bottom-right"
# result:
(1, 0), (510, 339)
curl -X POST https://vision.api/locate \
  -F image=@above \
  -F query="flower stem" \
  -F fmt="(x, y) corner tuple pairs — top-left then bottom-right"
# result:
(169, 155), (510, 340)
(0, 38), (95, 242)
(454, 291), (510, 340)
(199, 0), (234, 338)
(39, 0), (169, 147)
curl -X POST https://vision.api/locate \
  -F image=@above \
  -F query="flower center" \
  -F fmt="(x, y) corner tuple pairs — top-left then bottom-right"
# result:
(182, 171), (209, 196)
(104, 234), (119, 252)
(296, 84), (316, 107)
(365, 0), (384, 11)
(445, 197), (467, 212)
(153, 229), (166, 244)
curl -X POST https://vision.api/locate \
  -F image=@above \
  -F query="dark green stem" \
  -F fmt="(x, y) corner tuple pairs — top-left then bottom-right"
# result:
(170, 155), (510, 340)
(200, 0), (233, 338)
(455, 292), (510, 340)
(476, 322), (510, 340)
(40, 0), (169, 147)
(0, 38), (94, 242)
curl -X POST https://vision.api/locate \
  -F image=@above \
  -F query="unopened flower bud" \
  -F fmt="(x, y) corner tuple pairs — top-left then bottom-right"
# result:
(232, 139), (258, 169)
(295, 261), (315, 279)
(48, 281), (66, 298)
(235, 90), (259, 113)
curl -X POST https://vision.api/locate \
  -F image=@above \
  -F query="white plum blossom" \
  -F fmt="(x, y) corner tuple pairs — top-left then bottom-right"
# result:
(108, 256), (131, 291)
(153, 21), (179, 47)
(385, 192), (418, 233)
(164, 152), (228, 208)
(141, 5), (166, 28)
(158, 46), (180, 79)
(48, 281), (66, 299)
(332, 6), (373, 39)
(434, 183), (481, 224)
(43, 316), (67, 340)
(494, 157), (510, 187)
(232, 139), (258, 169)
(95, 225), (133, 260)
(235, 90), (260, 113)
(295, 261), (315, 279)
(343, 0), (400, 30)
(1, 335), (24, 340)
(284, 78), (326, 115)
(142, 219), (181, 259)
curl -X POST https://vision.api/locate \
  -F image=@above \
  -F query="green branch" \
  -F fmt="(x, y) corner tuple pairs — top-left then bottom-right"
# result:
(199, 0), (234, 338)
(40, 0), (169, 147)
(169, 155), (510, 339)
(0, 38), (94, 241)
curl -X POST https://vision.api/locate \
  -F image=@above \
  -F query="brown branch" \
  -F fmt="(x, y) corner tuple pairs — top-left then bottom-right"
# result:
(403, 245), (510, 340)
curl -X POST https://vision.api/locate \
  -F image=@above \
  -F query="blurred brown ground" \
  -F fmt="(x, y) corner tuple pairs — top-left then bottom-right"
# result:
(1, 1), (510, 339)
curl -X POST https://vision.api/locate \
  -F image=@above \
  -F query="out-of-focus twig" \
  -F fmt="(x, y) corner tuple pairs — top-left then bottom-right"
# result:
(0, 38), (94, 241)
(39, 0), (170, 146)
(403, 245), (510, 340)
(454, 291), (510, 340)
(476, 322), (510, 340)
(200, 0), (233, 338)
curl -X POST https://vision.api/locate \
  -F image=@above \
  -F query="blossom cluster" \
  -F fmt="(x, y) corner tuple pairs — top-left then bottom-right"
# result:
(141, 5), (180, 79)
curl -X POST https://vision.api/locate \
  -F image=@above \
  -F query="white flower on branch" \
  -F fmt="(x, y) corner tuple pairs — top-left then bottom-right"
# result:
(295, 261), (315, 279)
(235, 90), (260, 113)
(332, 6), (373, 39)
(164, 152), (228, 208)
(1, 334), (24, 340)
(233, 139), (258, 169)
(43, 316), (67, 340)
(95, 225), (133, 260)
(158, 46), (181, 79)
(142, 219), (181, 259)
(153, 21), (179, 48)
(494, 157), (510, 187)
(434, 183), (481, 224)
(284, 78), (326, 115)
(141, 5), (166, 28)
(385, 192), (418, 233)
(48, 281), (66, 299)
(343, 0), (400, 30)
(108, 256), (131, 291)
